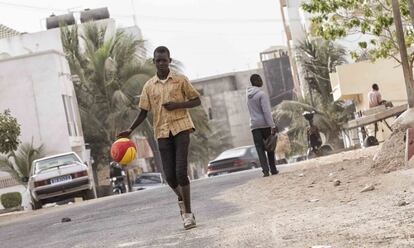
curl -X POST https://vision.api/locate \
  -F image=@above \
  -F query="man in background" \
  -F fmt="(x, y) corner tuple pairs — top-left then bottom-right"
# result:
(246, 74), (278, 177)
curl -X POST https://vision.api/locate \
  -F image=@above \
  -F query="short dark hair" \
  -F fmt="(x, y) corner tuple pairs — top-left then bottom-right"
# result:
(372, 83), (379, 90)
(154, 46), (170, 58)
(250, 74), (262, 85)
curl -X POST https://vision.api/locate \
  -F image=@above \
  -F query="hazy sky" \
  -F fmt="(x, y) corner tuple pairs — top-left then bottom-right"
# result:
(0, 0), (285, 79)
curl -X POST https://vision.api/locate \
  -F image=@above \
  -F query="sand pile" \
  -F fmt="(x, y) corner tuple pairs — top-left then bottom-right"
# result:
(372, 127), (406, 173)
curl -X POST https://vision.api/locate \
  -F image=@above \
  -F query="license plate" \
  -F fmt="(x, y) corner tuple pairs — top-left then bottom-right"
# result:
(50, 175), (72, 184)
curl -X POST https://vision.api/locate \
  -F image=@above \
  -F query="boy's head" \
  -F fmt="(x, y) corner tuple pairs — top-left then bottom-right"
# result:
(250, 74), (263, 87)
(372, 83), (379, 91)
(153, 46), (172, 74)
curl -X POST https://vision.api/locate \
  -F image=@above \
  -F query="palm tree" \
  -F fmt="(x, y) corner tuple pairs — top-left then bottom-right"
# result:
(298, 39), (347, 104)
(273, 39), (352, 155)
(274, 95), (353, 154)
(61, 23), (218, 176)
(61, 23), (156, 167)
(0, 142), (43, 185)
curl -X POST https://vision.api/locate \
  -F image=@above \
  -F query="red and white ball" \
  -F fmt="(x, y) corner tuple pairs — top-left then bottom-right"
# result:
(110, 138), (137, 165)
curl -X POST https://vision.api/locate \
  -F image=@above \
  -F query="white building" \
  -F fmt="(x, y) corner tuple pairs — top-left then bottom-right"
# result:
(0, 10), (143, 161)
(279, 0), (369, 96)
(0, 50), (86, 159)
(279, 0), (311, 96)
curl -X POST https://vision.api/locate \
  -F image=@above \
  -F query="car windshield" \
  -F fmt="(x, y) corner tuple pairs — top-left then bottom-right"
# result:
(215, 148), (247, 160)
(35, 154), (80, 173)
(135, 174), (161, 185)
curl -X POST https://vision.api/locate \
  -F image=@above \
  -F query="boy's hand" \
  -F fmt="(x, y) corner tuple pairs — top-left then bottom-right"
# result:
(163, 102), (181, 111)
(117, 128), (132, 138)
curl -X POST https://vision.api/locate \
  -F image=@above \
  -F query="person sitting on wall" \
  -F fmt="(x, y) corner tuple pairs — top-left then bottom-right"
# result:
(368, 83), (393, 109)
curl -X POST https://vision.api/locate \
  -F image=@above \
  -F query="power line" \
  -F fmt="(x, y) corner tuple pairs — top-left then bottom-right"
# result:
(113, 14), (283, 23)
(142, 27), (283, 36)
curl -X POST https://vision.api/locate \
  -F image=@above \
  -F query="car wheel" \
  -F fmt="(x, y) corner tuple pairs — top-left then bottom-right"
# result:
(31, 198), (42, 210)
(82, 188), (97, 200)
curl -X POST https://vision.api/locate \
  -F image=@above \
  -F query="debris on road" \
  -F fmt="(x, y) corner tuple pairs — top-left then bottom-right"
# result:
(61, 217), (71, 223)
(397, 200), (409, 207)
(307, 199), (319, 203)
(333, 179), (341, 187)
(361, 184), (375, 193)
(298, 173), (305, 177)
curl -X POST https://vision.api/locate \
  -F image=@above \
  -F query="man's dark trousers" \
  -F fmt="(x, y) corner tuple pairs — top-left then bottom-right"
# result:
(252, 127), (277, 175)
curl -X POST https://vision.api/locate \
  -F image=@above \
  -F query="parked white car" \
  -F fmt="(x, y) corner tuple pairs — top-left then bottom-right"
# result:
(132, 173), (165, 191)
(27, 152), (96, 209)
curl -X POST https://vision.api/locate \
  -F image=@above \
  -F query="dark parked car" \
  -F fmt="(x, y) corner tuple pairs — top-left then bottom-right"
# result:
(207, 146), (259, 177)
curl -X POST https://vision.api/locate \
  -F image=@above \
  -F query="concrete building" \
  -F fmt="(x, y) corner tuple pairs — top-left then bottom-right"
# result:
(0, 50), (86, 158)
(192, 69), (266, 148)
(279, 0), (370, 97)
(330, 58), (408, 145)
(330, 59), (408, 110)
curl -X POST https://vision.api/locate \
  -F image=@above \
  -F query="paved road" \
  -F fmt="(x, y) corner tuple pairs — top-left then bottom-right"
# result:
(0, 168), (263, 248)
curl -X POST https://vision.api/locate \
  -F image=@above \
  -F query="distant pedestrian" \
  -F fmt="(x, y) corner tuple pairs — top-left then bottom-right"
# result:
(246, 74), (278, 177)
(118, 46), (201, 230)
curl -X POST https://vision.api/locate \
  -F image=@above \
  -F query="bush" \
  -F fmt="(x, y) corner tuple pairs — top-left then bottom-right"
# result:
(1, 192), (22, 209)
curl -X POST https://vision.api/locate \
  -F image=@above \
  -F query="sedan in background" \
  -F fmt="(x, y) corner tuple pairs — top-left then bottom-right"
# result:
(207, 146), (259, 177)
(28, 152), (96, 210)
(133, 173), (165, 191)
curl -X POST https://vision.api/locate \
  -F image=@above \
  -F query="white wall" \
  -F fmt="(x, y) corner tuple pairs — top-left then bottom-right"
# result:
(0, 28), (63, 57)
(0, 50), (85, 159)
(224, 90), (254, 147)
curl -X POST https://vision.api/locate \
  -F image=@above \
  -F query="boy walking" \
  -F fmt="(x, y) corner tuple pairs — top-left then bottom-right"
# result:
(246, 74), (278, 177)
(118, 46), (201, 229)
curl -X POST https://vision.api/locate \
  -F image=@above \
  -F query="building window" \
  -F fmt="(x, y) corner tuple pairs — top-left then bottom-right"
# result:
(208, 108), (213, 120)
(62, 95), (79, 137)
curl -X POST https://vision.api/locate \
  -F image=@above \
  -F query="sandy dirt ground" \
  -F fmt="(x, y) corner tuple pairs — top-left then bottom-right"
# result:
(2, 146), (414, 248)
(209, 146), (414, 248)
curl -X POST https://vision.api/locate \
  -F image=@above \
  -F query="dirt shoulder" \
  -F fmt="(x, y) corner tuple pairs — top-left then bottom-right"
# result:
(210, 147), (414, 247)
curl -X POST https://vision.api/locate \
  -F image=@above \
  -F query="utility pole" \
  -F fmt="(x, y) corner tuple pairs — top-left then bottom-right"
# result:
(391, 0), (414, 107)
(131, 0), (138, 26)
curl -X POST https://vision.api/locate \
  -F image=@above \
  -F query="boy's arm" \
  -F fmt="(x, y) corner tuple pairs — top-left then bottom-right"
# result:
(117, 109), (148, 138)
(163, 98), (201, 110)
(163, 76), (201, 111)
(118, 84), (151, 138)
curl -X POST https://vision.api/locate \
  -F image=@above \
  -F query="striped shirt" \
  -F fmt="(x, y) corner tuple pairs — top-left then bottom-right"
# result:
(139, 71), (200, 139)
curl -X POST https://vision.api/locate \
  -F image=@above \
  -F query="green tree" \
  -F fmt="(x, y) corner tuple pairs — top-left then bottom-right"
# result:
(0, 109), (20, 154)
(61, 23), (157, 167)
(302, 0), (414, 65)
(298, 39), (347, 104)
(0, 142), (43, 185)
(61, 23), (217, 174)
(274, 39), (352, 154)
(274, 96), (353, 154)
